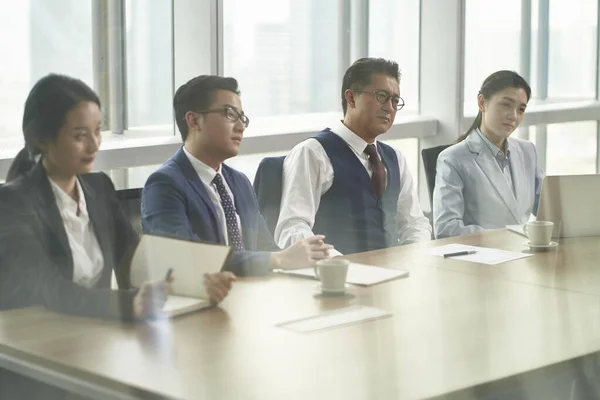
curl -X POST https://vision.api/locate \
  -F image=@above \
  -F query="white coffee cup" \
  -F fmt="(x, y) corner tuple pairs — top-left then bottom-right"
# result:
(314, 259), (350, 293)
(524, 221), (554, 246)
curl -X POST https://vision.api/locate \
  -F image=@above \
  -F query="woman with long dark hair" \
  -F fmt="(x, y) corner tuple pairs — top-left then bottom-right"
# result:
(0, 73), (173, 319)
(433, 70), (544, 238)
(0, 73), (235, 399)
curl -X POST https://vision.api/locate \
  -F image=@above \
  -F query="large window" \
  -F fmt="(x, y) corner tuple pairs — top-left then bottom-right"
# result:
(463, 0), (522, 113)
(546, 0), (597, 100)
(369, 0), (420, 115)
(544, 121), (597, 175)
(223, 0), (341, 118)
(0, 0), (93, 142)
(125, 0), (173, 128)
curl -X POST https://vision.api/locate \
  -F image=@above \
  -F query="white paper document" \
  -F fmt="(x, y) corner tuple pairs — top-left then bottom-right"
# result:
(277, 263), (408, 286)
(425, 244), (533, 265)
(277, 305), (392, 333)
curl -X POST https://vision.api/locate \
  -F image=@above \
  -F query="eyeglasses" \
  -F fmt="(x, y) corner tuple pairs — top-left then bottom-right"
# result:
(196, 106), (250, 128)
(354, 89), (405, 111)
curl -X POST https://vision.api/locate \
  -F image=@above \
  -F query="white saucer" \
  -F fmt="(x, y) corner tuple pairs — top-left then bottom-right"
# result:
(316, 284), (350, 295)
(526, 241), (558, 250)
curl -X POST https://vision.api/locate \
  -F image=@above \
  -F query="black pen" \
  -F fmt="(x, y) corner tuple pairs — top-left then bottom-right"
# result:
(164, 268), (174, 281)
(443, 250), (478, 258)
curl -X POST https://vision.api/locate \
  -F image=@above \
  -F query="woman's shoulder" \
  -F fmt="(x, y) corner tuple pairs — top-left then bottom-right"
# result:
(437, 140), (470, 163)
(0, 179), (39, 230)
(0, 173), (35, 209)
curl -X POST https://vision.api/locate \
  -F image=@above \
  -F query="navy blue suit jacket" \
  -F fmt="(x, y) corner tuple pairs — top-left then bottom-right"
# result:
(141, 147), (280, 276)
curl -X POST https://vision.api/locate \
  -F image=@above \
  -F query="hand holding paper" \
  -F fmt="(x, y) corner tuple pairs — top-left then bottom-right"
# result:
(130, 235), (233, 317)
(205, 272), (236, 304)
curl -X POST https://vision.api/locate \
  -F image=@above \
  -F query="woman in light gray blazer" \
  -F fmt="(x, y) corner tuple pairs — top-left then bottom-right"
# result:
(433, 70), (543, 238)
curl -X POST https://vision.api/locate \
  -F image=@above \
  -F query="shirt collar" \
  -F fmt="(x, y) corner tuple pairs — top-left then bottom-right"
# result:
(182, 146), (223, 186)
(331, 120), (379, 156)
(48, 176), (88, 217)
(476, 128), (510, 159)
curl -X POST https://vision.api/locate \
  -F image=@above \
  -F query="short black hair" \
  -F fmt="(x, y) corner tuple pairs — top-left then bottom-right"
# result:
(173, 75), (240, 141)
(341, 58), (401, 115)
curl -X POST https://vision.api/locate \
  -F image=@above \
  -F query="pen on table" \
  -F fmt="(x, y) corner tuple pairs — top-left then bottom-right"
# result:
(443, 250), (478, 258)
(164, 268), (174, 281)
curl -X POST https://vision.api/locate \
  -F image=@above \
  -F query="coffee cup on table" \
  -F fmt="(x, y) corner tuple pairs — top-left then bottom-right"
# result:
(524, 221), (554, 246)
(314, 259), (350, 294)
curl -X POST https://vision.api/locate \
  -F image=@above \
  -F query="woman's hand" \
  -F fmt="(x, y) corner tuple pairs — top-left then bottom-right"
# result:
(133, 275), (173, 319)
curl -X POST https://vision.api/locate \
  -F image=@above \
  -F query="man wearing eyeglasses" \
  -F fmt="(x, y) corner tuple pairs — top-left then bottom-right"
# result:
(141, 75), (332, 276)
(275, 58), (432, 255)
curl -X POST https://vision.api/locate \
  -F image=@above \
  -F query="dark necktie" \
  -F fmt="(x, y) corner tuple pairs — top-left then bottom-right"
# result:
(364, 144), (386, 198)
(212, 173), (244, 250)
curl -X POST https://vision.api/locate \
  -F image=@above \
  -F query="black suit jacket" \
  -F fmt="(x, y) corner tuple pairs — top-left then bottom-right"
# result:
(0, 163), (139, 320)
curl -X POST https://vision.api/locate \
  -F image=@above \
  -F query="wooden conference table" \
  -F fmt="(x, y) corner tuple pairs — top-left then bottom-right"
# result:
(2, 229), (600, 399)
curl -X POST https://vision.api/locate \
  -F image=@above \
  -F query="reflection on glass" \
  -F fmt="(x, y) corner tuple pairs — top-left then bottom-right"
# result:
(545, 121), (597, 175)
(125, 0), (173, 128)
(223, 0), (340, 118)
(368, 0), (420, 115)
(0, 0), (93, 140)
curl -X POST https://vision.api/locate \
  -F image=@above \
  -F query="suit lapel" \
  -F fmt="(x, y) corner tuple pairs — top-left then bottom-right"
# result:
(468, 133), (521, 222)
(29, 163), (73, 277)
(80, 177), (113, 272)
(173, 148), (225, 243)
(507, 139), (529, 218)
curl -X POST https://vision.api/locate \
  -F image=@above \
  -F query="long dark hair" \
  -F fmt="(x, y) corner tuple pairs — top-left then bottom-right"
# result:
(6, 74), (100, 182)
(457, 70), (531, 143)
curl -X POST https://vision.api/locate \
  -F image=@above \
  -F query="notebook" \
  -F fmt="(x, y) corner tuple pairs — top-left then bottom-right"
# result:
(129, 235), (232, 317)
(277, 263), (409, 286)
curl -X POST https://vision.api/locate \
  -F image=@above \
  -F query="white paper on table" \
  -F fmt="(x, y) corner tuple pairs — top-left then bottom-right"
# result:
(424, 244), (533, 265)
(277, 263), (408, 286)
(277, 305), (392, 333)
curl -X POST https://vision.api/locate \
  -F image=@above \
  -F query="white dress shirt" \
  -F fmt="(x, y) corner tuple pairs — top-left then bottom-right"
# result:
(48, 177), (105, 288)
(183, 146), (242, 245)
(275, 121), (432, 253)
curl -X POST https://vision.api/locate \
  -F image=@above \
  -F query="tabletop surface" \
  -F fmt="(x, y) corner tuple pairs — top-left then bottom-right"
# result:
(1, 229), (600, 400)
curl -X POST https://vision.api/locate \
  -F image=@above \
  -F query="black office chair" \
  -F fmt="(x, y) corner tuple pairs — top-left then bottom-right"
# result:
(421, 144), (452, 209)
(115, 188), (143, 236)
(252, 156), (286, 236)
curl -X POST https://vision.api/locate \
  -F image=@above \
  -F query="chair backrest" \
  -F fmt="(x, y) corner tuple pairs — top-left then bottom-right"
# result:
(115, 188), (143, 236)
(421, 144), (452, 209)
(252, 156), (286, 236)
